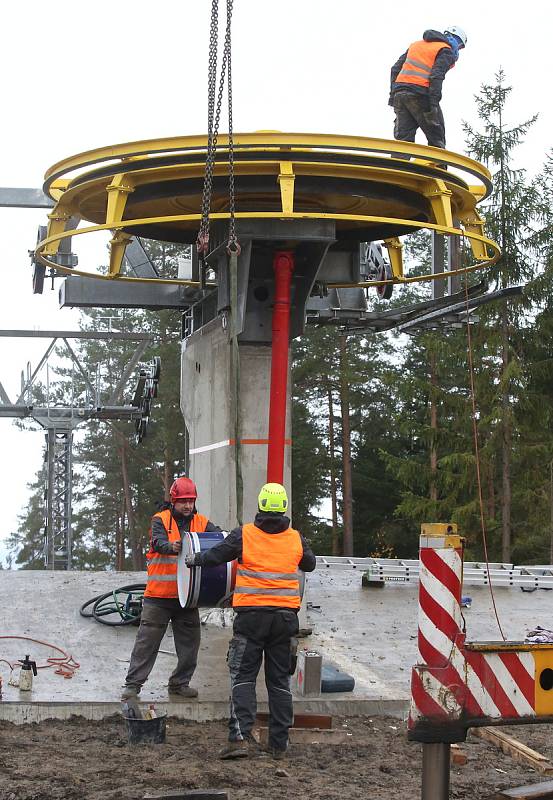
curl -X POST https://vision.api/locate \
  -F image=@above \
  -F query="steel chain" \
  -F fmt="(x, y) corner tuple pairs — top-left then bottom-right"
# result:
(197, 0), (239, 257)
(225, 0), (239, 253)
(197, 0), (220, 254)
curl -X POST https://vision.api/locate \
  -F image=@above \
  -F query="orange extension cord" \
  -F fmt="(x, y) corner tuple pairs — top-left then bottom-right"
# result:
(0, 635), (80, 678)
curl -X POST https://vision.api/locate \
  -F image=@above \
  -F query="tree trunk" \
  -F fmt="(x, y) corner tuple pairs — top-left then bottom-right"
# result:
(327, 385), (340, 555)
(501, 309), (512, 562)
(115, 511), (121, 571)
(498, 96), (512, 564)
(121, 440), (143, 569)
(429, 348), (438, 503)
(116, 493), (126, 571)
(487, 460), (496, 522)
(339, 334), (354, 556)
(163, 446), (172, 501)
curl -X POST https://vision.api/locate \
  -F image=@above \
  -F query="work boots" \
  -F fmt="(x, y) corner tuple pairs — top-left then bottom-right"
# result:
(219, 734), (260, 760)
(167, 684), (199, 699)
(219, 740), (250, 760)
(121, 685), (140, 701)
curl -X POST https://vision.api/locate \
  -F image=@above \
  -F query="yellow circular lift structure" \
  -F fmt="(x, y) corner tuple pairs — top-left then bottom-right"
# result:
(36, 132), (499, 290)
(34, 133), (502, 542)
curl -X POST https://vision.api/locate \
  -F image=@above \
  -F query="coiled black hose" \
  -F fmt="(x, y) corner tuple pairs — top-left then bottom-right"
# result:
(80, 584), (146, 627)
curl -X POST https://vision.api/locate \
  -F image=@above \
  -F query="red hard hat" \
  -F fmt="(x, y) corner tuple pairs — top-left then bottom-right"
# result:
(170, 477), (198, 501)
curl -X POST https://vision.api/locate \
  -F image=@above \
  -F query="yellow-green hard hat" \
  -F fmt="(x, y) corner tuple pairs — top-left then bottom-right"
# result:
(258, 483), (288, 513)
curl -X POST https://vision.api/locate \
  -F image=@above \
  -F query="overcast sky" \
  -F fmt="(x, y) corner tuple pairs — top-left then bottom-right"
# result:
(1, 1), (551, 567)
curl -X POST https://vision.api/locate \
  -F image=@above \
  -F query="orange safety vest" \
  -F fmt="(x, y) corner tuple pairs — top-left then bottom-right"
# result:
(396, 40), (452, 89)
(144, 509), (208, 599)
(232, 523), (303, 609)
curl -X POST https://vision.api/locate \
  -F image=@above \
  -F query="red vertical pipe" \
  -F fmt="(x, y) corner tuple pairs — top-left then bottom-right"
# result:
(267, 250), (294, 484)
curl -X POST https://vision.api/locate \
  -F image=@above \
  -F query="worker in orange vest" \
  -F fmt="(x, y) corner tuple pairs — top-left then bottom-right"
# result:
(121, 476), (221, 701)
(389, 26), (467, 151)
(185, 482), (316, 760)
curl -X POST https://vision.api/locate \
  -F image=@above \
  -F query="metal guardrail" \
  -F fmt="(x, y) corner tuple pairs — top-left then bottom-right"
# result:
(315, 556), (553, 589)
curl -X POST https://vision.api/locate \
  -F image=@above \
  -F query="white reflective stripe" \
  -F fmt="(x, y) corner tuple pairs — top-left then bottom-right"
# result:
(419, 607), (501, 718)
(405, 57), (431, 73)
(234, 586), (299, 596)
(399, 69), (429, 79)
(418, 605), (455, 661)
(232, 681), (256, 691)
(236, 569), (298, 581)
(420, 552), (462, 627)
(149, 556), (177, 565)
(189, 439), (231, 455)
(147, 574), (177, 582)
(483, 653), (535, 717)
(413, 668), (463, 718)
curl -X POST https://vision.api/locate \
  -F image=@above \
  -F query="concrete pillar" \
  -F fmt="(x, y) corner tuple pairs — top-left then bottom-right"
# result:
(180, 318), (292, 531)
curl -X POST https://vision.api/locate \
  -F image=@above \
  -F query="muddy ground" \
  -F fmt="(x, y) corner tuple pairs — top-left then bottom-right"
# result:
(0, 714), (551, 800)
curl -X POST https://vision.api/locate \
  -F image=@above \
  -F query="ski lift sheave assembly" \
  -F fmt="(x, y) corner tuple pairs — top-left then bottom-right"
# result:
(34, 133), (499, 302)
(29, 133), (502, 525)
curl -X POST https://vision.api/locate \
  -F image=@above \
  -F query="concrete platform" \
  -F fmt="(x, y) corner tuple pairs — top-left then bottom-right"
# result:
(0, 568), (549, 723)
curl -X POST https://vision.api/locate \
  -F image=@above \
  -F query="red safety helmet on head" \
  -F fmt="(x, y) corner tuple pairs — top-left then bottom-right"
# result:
(169, 476), (198, 502)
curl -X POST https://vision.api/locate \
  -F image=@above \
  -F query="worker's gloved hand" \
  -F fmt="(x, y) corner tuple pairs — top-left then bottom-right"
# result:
(171, 540), (182, 554)
(184, 553), (198, 567)
(388, 93), (394, 107)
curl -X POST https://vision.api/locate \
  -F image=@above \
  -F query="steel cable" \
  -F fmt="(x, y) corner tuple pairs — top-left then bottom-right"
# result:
(463, 278), (506, 640)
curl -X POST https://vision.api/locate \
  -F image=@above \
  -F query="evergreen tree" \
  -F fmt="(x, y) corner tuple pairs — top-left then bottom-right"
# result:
(10, 242), (188, 570)
(383, 73), (543, 562)
(292, 322), (398, 556)
(463, 71), (540, 561)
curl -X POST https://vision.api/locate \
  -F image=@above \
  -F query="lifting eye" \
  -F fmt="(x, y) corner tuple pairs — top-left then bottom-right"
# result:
(539, 668), (553, 691)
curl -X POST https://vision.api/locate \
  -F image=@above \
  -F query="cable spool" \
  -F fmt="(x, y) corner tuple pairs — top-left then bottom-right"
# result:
(177, 533), (306, 610)
(177, 531), (237, 609)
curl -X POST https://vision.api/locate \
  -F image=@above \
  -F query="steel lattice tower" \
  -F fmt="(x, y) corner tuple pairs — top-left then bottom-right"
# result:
(44, 427), (73, 570)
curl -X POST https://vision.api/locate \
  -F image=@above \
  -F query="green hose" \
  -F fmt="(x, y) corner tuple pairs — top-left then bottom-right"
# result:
(80, 584), (145, 627)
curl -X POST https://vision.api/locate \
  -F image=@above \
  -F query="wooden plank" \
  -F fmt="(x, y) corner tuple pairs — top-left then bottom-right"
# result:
(255, 712), (332, 730)
(494, 778), (553, 798)
(476, 728), (549, 761)
(253, 725), (349, 746)
(473, 728), (553, 775)
(451, 743), (467, 766)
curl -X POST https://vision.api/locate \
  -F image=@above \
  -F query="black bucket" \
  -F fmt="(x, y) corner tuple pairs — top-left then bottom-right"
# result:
(124, 713), (167, 745)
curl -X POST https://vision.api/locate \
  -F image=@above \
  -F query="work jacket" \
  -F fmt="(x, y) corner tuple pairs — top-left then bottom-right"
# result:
(144, 508), (208, 599)
(232, 522), (303, 610)
(391, 30), (456, 105)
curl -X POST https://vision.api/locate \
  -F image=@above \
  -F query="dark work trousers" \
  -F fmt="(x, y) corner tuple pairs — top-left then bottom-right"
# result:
(125, 600), (200, 690)
(226, 609), (299, 751)
(393, 91), (446, 151)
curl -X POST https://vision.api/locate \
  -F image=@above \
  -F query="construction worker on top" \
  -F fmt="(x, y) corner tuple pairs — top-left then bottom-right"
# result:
(121, 476), (221, 701)
(389, 26), (467, 151)
(185, 482), (316, 760)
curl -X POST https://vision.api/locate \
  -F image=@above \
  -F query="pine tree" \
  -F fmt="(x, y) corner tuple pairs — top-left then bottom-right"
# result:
(463, 71), (540, 561)
(383, 74), (543, 562)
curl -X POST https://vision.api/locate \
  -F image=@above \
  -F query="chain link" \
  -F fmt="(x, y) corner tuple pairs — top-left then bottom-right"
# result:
(197, 0), (239, 258)
(197, 0), (219, 254)
(225, 0), (239, 253)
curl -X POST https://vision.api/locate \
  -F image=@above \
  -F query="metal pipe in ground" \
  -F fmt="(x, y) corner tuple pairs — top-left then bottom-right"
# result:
(421, 742), (450, 800)
(267, 250), (294, 484)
